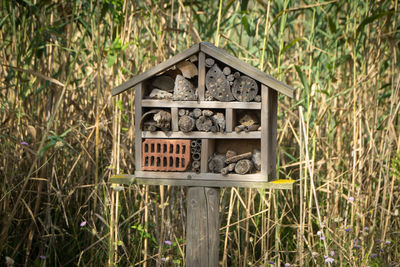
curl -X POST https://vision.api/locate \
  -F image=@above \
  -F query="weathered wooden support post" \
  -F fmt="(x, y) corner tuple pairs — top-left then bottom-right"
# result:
(186, 187), (219, 267)
(110, 42), (295, 265)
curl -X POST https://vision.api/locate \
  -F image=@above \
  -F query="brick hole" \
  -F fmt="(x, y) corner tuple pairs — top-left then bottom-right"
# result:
(156, 157), (161, 167)
(169, 144), (173, 153)
(150, 156), (155, 166)
(176, 144), (180, 154)
(181, 158), (185, 167)
(182, 145), (186, 154)
(163, 157), (167, 166)
(176, 157), (180, 168)
(157, 143), (161, 153)
(151, 144), (154, 153)
(144, 144), (149, 153)
(163, 144), (167, 153)
(144, 156), (149, 166)
(169, 156), (173, 167)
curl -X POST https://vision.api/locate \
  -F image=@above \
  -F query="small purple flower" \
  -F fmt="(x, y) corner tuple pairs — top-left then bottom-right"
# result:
(80, 221), (87, 227)
(363, 227), (369, 232)
(285, 263), (291, 267)
(353, 239), (359, 244)
(376, 239), (381, 243)
(320, 235), (325, 240)
(325, 257), (334, 263)
(164, 240), (172, 246)
(161, 257), (167, 262)
(377, 248), (384, 252)
(385, 240), (391, 245)
(353, 244), (361, 249)
(268, 261), (274, 264)
(348, 196), (355, 203)
(21, 141), (29, 146)
(317, 230), (322, 236)
(345, 227), (352, 232)
(330, 251), (335, 256)
(39, 255), (46, 260)
(371, 253), (378, 258)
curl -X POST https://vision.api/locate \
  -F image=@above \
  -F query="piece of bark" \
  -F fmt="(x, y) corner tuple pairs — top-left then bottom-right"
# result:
(239, 113), (259, 127)
(149, 88), (173, 100)
(234, 125), (246, 133)
(235, 159), (253, 174)
(225, 151), (252, 164)
(212, 112), (225, 132)
(210, 125), (217, 133)
(254, 95), (262, 102)
(223, 66), (231, 76)
(252, 149), (261, 171)
(143, 121), (157, 132)
(196, 115), (213, 132)
(193, 108), (202, 118)
(189, 55), (198, 62)
(151, 75), (175, 92)
(221, 167), (229, 176)
(205, 90), (214, 101)
(205, 64), (234, 102)
(173, 74), (197, 101)
(233, 72), (240, 79)
(227, 163), (236, 172)
(208, 154), (226, 173)
(177, 61), (198, 79)
(153, 110), (172, 131)
(226, 150), (237, 159)
(202, 109), (214, 117)
(232, 75), (259, 102)
(205, 58), (215, 67)
(179, 115), (195, 132)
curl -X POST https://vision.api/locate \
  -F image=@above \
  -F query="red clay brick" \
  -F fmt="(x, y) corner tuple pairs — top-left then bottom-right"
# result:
(142, 139), (191, 171)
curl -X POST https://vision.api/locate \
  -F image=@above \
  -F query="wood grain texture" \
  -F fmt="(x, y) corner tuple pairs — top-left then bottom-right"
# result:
(112, 44), (200, 96)
(134, 83), (143, 171)
(201, 139), (214, 173)
(186, 187), (219, 267)
(200, 42), (295, 98)
(141, 99), (261, 109)
(225, 108), (233, 132)
(141, 131), (260, 139)
(198, 51), (206, 101)
(171, 107), (179, 132)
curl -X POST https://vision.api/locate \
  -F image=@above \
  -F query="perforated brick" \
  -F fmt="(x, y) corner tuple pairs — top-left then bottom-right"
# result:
(142, 139), (191, 171)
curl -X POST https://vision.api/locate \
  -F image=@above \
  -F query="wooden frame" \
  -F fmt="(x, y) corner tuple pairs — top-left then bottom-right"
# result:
(112, 42), (295, 189)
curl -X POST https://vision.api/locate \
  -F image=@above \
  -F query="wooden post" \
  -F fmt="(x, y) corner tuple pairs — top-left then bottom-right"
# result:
(186, 187), (220, 267)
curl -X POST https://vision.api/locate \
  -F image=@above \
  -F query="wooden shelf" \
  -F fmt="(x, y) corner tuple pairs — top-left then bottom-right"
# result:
(141, 99), (261, 110)
(110, 173), (294, 189)
(141, 131), (261, 139)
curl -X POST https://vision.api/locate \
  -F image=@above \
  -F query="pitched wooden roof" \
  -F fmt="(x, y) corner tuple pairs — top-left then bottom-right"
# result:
(112, 42), (295, 98)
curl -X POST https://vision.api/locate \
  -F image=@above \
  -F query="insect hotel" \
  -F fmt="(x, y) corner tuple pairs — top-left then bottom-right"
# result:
(111, 42), (295, 188)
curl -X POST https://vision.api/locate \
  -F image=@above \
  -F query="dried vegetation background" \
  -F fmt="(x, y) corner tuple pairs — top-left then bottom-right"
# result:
(0, 0), (399, 266)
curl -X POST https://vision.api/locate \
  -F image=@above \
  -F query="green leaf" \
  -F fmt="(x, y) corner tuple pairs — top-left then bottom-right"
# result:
(280, 37), (302, 55)
(241, 14), (251, 36)
(295, 65), (310, 93)
(356, 11), (393, 34)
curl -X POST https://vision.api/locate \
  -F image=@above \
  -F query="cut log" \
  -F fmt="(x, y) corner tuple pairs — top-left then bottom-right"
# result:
(225, 151), (252, 164)
(245, 124), (260, 132)
(191, 140), (198, 148)
(192, 152), (201, 161)
(233, 72), (240, 79)
(208, 154), (226, 173)
(205, 58), (215, 67)
(196, 115), (213, 132)
(205, 64), (234, 102)
(192, 160), (200, 169)
(177, 61), (198, 79)
(202, 110), (214, 117)
(143, 121), (157, 132)
(210, 126), (217, 133)
(227, 74), (234, 81)
(239, 114), (259, 127)
(234, 125), (246, 133)
(232, 75), (258, 102)
(227, 163), (236, 172)
(254, 95), (262, 102)
(179, 115), (195, 132)
(173, 74), (197, 101)
(179, 109), (188, 117)
(153, 110), (172, 131)
(151, 75), (175, 92)
(205, 91), (214, 101)
(149, 88), (173, 100)
(193, 108), (202, 118)
(223, 66), (231, 76)
(235, 159), (253, 174)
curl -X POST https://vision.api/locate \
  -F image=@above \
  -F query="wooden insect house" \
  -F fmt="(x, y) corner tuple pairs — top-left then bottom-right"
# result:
(112, 42), (295, 188)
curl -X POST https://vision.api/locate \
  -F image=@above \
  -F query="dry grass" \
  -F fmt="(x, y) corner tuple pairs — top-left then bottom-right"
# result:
(0, 0), (399, 266)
